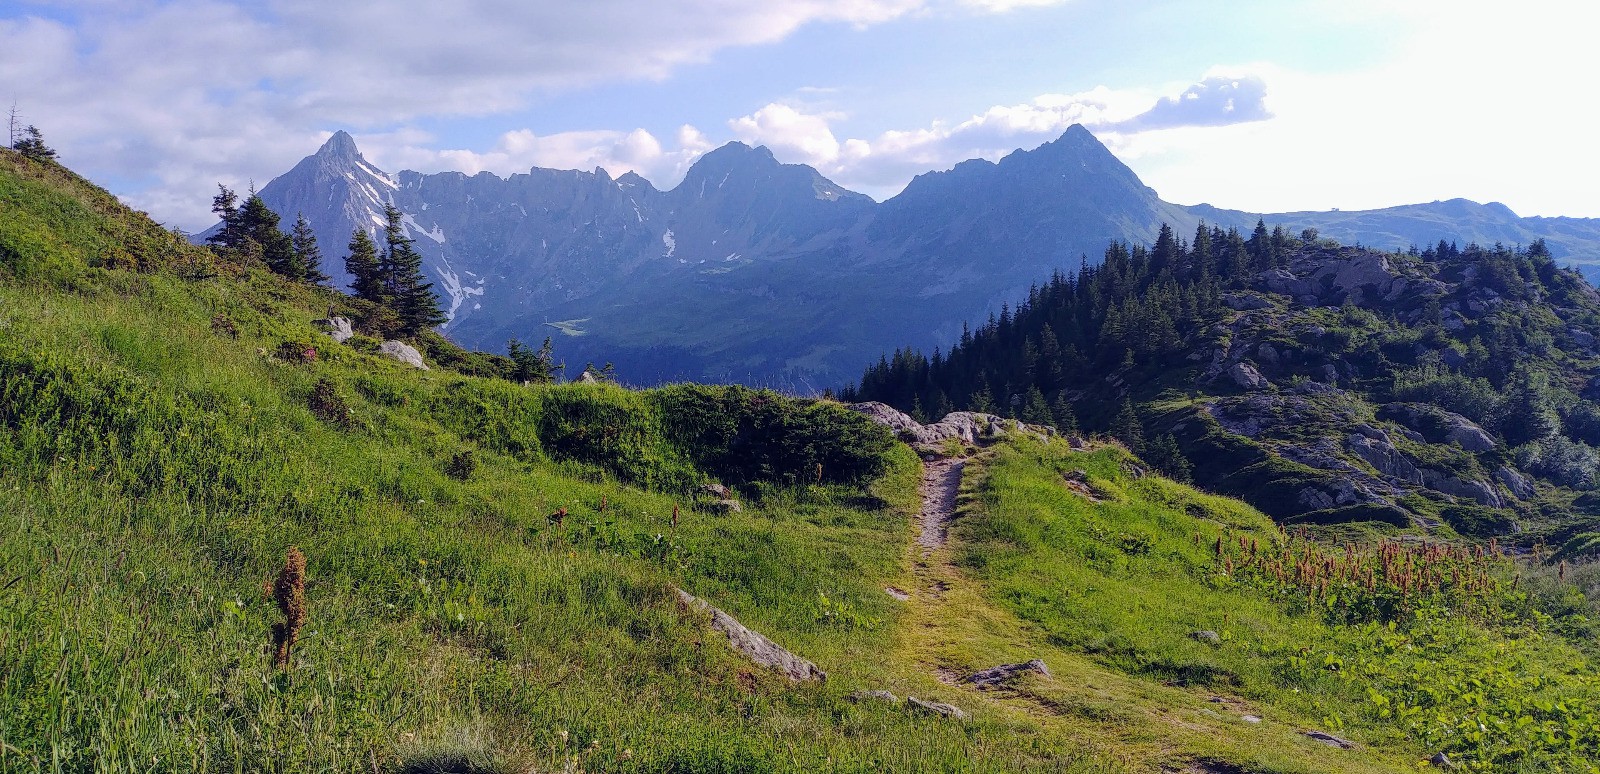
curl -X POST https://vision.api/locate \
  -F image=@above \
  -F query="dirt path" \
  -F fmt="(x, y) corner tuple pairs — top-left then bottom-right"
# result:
(917, 458), (964, 555)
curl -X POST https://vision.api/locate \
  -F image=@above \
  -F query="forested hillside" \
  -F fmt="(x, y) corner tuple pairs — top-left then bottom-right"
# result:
(848, 221), (1600, 553)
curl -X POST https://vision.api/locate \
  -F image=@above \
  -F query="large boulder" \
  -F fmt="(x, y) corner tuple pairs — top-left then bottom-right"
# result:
(1227, 361), (1270, 391)
(378, 340), (429, 370)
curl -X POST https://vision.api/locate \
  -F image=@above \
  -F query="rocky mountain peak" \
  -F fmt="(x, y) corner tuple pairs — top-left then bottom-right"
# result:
(315, 130), (362, 162)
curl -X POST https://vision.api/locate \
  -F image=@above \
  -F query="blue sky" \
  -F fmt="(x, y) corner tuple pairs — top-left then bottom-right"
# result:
(2, 0), (1591, 231)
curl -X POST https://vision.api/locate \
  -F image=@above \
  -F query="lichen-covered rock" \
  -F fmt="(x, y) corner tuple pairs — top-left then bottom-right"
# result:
(676, 589), (825, 682)
(378, 340), (428, 370)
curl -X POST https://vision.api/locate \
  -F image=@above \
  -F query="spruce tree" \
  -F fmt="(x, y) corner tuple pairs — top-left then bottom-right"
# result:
(290, 214), (329, 284)
(344, 229), (383, 304)
(379, 204), (447, 337)
(1020, 386), (1053, 426)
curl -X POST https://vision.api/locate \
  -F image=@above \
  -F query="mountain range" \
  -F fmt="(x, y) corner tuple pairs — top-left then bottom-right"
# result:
(224, 126), (1600, 388)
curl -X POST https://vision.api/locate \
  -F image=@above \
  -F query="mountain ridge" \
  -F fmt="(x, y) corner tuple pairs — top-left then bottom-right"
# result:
(225, 126), (1600, 388)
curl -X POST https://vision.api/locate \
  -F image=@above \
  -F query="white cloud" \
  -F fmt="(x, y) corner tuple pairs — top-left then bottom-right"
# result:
(0, 0), (944, 229)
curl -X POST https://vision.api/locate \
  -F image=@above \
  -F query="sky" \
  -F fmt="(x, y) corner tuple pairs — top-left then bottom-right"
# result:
(2, 0), (1594, 232)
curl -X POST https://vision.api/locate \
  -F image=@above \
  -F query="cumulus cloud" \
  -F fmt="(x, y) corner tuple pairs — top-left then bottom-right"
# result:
(1110, 75), (1271, 132)
(0, 0), (954, 229)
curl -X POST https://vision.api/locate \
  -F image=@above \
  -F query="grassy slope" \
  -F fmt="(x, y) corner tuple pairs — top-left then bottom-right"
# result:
(3, 149), (1597, 773)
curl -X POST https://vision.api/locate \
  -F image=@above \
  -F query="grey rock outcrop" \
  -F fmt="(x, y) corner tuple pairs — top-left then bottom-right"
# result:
(967, 659), (1052, 688)
(847, 402), (1054, 456)
(378, 340), (429, 370)
(314, 316), (354, 343)
(1496, 466), (1535, 500)
(676, 589), (825, 682)
(1380, 403), (1496, 452)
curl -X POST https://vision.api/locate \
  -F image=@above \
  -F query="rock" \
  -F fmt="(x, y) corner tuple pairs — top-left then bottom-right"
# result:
(906, 696), (968, 720)
(884, 586), (910, 602)
(576, 370), (599, 384)
(1301, 730), (1356, 749)
(314, 316), (354, 343)
(1227, 362), (1270, 391)
(1421, 469), (1503, 508)
(378, 340), (429, 370)
(1496, 466), (1535, 500)
(702, 482), (732, 499)
(1241, 715), (1262, 723)
(1221, 292), (1272, 311)
(1256, 342), (1280, 366)
(1430, 751), (1454, 769)
(1192, 630), (1222, 645)
(848, 689), (900, 704)
(1347, 431), (1421, 483)
(1297, 488), (1336, 510)
(710, 499), (743, 514)
(967, 659), (1051, 688)
(676, 589), (825, 682)
(1572, 328), (1598, 350)
(848, 402), (1050, 456)
(1380, 403), (1495, 453)
(1319, 363), (1340, 384)
(847, 402), (926, 437)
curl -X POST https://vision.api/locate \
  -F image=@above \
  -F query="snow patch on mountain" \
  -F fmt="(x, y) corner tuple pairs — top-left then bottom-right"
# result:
(434, 257), (485, 321)
(401, 213), (446, 244)
(662, 229), (676, 259)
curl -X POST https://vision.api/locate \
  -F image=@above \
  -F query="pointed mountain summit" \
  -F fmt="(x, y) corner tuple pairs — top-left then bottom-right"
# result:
(315, 130), (362, 161)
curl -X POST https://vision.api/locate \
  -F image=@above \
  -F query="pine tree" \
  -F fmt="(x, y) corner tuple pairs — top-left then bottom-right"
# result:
(1020, 386), (1053, 426)
(207, 185), (245, 251)
(236, 194), (295, 276)
(290, 214), (329, 284)
(12, 125), (56, 161)
(344, 229), (383, 304)
(379, 204), (446, 336)
(1049, 392), (1078, 434)
(1110, 398), (1143, 452)
(1144, 434), (1192, 482)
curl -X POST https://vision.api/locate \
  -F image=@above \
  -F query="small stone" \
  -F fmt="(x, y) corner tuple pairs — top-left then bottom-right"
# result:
(884, 586), (910, 602)
(848, 689), (900, 704)
(906, 696), (968, 720)
(1192, 630), (1222, 645)
(1241, 715), (1262, 723)
(1302, 730), (1356, 749)
(711, 498), (742, 514)
(1430, 752), (1453, 769)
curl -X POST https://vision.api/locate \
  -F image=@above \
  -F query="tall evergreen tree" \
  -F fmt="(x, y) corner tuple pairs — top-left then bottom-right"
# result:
(379, 204), (447, 336)
(290, 214), (329, 284)
(344, 229), (383, 304)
